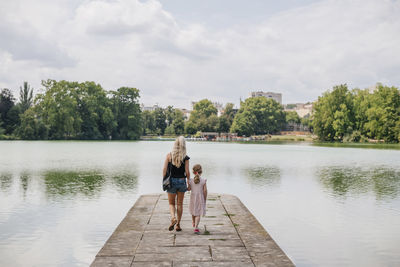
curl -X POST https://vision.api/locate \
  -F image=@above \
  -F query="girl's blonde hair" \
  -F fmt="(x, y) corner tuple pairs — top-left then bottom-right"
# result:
(193, 164), (202, 184)
(171, 136), (186, 168)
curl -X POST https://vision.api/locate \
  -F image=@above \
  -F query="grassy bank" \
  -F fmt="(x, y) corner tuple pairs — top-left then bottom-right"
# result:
(312, 142), (400, 150)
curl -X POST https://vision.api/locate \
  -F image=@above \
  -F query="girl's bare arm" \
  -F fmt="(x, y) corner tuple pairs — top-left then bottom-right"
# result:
(203, 182), (208, 200)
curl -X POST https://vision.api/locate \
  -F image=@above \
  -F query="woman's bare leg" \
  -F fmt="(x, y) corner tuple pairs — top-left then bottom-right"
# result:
(192, 215), (195, 227)
(168, 193), (176, 220)
(176, 191), (185, 225)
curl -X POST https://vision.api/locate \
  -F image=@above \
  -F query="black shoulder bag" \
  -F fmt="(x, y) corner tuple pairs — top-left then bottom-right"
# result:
(163, 154), (172, 191)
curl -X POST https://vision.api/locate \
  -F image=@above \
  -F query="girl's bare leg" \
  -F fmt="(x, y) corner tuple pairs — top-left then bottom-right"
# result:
(176, 191), (185, 225)
(192, 215), (195, 227)
(168, 193), (176, 220)
(195, 216), (200, 229)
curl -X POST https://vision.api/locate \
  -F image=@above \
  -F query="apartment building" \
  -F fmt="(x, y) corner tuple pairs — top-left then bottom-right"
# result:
(249, 91), (282, 104)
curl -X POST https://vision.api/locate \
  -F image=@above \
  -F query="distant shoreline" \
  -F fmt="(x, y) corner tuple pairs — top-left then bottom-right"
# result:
(139, 135), (400, 149)
(140, 134), (314, 142)
(2, 136), (400, 150)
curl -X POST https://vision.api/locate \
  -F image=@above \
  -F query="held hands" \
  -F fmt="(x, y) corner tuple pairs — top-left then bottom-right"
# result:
(187, 180), (191, 191)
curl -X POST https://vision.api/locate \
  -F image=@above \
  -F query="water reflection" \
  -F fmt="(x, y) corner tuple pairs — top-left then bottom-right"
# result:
(0, 173), (12, 192)
(243, 166), (281, 187)
(110, 172), (138, 192)
(318, 166), (400, 199)
(44, 170), (105, 199)
(20, 173), (30, 195)
(42, 169), (139, 199)
(371, 168), (400, 199)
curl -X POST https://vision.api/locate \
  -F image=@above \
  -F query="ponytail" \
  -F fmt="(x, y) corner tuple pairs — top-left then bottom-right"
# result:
(192, 164), (202, 184)
(194, 173), (200, 184)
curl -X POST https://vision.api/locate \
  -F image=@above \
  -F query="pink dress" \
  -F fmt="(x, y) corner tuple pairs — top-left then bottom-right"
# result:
(189, 177), (207, 216)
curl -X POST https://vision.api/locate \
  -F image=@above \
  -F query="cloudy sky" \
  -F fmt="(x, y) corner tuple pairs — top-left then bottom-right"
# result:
(0, 0), (399, 108)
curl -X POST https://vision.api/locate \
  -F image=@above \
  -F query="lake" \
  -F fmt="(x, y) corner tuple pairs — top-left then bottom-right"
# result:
(0, 141), (399, 266)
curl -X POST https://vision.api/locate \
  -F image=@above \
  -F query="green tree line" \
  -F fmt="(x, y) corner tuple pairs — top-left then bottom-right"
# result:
(1, 80), (297, 140)
(6, 80), (398, 142)
(1, 80), (141, 140)
(142, 97), (293, 136)
(312, 84), (400, 143)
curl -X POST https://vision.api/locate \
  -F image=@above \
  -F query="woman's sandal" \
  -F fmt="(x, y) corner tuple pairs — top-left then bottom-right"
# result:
(169, 218), (177, 231)
(175, 224), (182, 232)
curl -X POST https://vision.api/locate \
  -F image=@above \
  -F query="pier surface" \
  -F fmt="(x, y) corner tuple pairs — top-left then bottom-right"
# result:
(91, 194), (294, 267)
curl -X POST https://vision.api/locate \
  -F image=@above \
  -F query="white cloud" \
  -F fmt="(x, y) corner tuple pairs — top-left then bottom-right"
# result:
(0, 0), (399, 107)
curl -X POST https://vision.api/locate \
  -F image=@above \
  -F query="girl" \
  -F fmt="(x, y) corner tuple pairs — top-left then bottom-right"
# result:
(189, 164), (207, 234)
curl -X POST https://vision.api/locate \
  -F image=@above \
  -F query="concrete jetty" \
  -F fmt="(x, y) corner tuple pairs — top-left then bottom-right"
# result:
(91, 193), (294, 267)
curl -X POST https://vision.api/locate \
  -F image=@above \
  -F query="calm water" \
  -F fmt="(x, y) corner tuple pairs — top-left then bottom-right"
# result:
(0, 141), (399, 267)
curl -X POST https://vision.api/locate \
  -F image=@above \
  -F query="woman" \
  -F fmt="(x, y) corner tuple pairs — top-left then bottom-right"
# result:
(163, 136), (190, 231)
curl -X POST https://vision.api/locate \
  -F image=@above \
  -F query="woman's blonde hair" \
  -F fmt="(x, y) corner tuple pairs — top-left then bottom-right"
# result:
(192, 164), (202, 184)
(171, 136), (186, 168)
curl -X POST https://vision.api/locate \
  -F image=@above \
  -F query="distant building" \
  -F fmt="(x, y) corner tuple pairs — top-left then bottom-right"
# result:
(140, 104), (160, 111)
(284, 103), (313, 118)
(214, 102), (224, 117)
(249, 91), (282, 104)
(367, 83), (380, 93)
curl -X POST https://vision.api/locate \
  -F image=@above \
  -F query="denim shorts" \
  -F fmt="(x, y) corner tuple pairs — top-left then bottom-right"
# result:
(167, 177), (187, 194)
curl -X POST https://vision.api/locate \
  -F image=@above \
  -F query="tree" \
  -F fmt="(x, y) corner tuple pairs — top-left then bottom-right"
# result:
(206, 114), (219, 132)
(0, 88), (19, 135)
(35, 80), (82, 139)
(191, 99), (218, 119)
(171, 109), (185, 134)
(153, 108), (167, 135)
(285, 111), (301, 124)
(230, 110), (255, 136)
(164, 125), (175, 135)
(185, 121), (197, 135)
(77, 81), (115, 139)
(0, 89), (14, 120)
(352, 88), (370, 138)
(141, 107), (184, 136)
(17, 108), (48, 140)
(363, 84), (400, 142)
(312, 84), (355, 141)
(231, 97), (285, 136)
(218, 103), (235, 133)
(28, 80), (120, 140)
(164, 105), (175, 126)
(142, 110), (156, 135)
(187, 99), (218, 133)
(301, 114), (312, 131)
(0, 117), (5, 136)
(312, 84), (400, 143)
(110, 87), (142, 140)
(6, 105), (21, 135)
(19, 81), (33, 113)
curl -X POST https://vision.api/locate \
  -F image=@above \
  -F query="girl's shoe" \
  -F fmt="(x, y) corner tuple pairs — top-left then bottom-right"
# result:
(169, 218), (177, 231)
(176, 224), (182, 232)
(194, 228), (200, 235)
